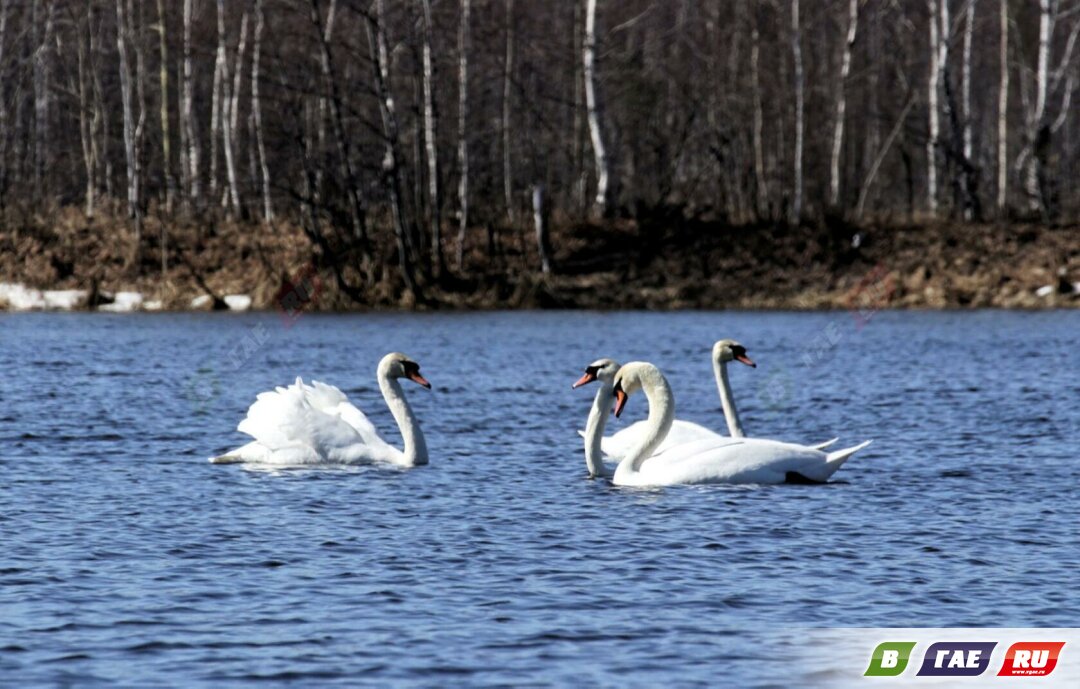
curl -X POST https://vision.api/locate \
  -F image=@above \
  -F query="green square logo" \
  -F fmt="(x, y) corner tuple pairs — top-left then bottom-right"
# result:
(865, 641), (918, 676)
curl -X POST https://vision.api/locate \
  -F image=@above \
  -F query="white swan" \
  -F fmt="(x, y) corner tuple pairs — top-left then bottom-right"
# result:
(576, 340), (834, 462)
(210, 352), (431, 467)
(711, 338), (838, 450)
(574, 358), (722, 477)
(604, 362), (870, 487)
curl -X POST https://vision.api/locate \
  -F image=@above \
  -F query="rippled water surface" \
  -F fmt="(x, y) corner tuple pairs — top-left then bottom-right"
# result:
(1, 310), (1077, 686)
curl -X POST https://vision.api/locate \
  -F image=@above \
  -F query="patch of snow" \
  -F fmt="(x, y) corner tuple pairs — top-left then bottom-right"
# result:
(43, 289), (87, 310)
(143, 300), (164, 311)
(190, 294), (213, 309)
(0, 283), (45, 310)
(1035, 284), (1055, 298)
(0, 283), (87, 311)
(98, 291), (144, 312)
(224, 294), (252, 311)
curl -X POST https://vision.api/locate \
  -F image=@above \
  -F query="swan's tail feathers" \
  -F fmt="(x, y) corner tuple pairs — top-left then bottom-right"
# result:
(209, 453), (245, 464)
(809, 437), (840, 451)
(825, 439), (872, 468)
(209, 441), (271, 464)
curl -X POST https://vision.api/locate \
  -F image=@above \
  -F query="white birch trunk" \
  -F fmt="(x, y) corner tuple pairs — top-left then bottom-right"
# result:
(790, 0), (804, 222)
(961, 0), (976, 165)
(314, 0), (336, 200)
(1026, 0), (1052, 212)
(420, 0), (442, 274)
(456, 0), (470, 269)
(76, 12), (95, 216)
(751, 25), (766, 217)
(369, 0), (417, 292)
(997, 0), (1008, 212)
(117, 0), (136, 217)
(183, 0), (199, 201)
(828, 0), (859, 209)
(502, 0), (515, 222)
(0, 0), (7, 201)
(927, 0), (941, 214)
(253, 0), (273, 222)
(583, 0), (611, 217)
(132, 0), (146, 226)
(156, 0), (174, 213)
(210, 0), (226, 200)
(311, 0), (366, 241)
(223, 11), (248, 214)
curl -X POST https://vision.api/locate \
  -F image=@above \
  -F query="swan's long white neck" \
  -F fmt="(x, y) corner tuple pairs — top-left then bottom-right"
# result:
(713, 358), (745, 438)
(584, 383), (614, 478)
(379, 374), (429, 466)
(614, 367), (675, 482)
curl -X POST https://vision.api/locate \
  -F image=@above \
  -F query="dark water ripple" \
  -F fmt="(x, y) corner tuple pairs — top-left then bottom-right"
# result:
(1, 310), (1078, 687)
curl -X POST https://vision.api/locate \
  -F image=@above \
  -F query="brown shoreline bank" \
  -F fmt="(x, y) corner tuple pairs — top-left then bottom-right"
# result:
(1, 207), (1077, 311)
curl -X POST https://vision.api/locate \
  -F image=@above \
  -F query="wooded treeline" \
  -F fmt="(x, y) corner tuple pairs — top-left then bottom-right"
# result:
(1, 0), (1078, 295)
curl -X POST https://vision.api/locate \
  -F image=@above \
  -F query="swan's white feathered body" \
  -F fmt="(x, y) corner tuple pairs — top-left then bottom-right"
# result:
(584, 421), (839, 460)
(211, 353), (430, 467)
(590, 420), (722, 459)
(607, 362), (871, 487)
(213, 378), (403, 465)
(615, 435), (870, 487)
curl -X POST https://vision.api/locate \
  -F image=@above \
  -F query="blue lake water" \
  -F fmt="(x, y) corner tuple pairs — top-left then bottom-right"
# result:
(1, 310), (1077, 687)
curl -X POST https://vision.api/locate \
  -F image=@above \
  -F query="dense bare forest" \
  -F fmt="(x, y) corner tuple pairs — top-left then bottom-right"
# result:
(0, 0), (1078, 308)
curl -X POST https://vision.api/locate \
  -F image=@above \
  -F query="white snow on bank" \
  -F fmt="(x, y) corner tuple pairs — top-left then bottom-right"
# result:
(2, 281), (257, 312)
(98, 291), (145, 312)
(190, 293), (253, 310)
(0, 283), (88, 310)
(224, 294), (252, 311)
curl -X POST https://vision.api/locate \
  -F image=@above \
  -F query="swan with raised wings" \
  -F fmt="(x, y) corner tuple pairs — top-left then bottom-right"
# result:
(600, 362), (870, 487)
(210, 352), (431, 466)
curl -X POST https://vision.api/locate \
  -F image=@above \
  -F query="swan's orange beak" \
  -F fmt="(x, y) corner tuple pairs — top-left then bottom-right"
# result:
(572, 371), (597, 389)
(613, 389), (628, 418)
(406, 371), (432, 389)
(735, 353), (756, 368)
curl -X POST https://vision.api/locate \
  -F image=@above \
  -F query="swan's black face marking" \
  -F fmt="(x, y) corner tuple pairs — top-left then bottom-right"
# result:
(402, 360), (431, 389)
(572, 365), (600, 389)
(612, 380), (628, 417)
(730, 345), (756, 368)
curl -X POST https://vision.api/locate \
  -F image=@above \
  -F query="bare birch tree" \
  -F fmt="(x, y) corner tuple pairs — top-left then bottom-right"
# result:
(419, 0), (443, 275)
(790, 0), (804, 222)
(502, 0), (515, 222)
(583, 0), (612, 217)
(310, 0), (366, 242)
(222, 8), (248, 214)
(182, 0), (200, 202)
(0, 0), (7, 206)
(116, 0), (142, 254)
(455, 0), (470, 269)
(996, 0), (1008, 213)
(751, 22), (766, 217)
(926, 0), (943, 214)
(369, 0), (417, 294)
(829, 0), (860, 210)
(252, 0), (272, 222)
(156, 0), (175, 213)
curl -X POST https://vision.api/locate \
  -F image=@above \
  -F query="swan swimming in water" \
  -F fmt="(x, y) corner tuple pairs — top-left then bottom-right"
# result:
(594, 361), (870, 487)
(574, 358), (723, 478)
(574, 340), (835, 467)
(210, 352), (431, 467)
